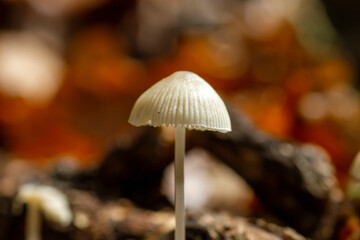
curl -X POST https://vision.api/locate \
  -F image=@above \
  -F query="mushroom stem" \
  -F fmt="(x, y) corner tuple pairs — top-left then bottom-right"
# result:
(175, 125), (186, 240)
(26, 202), (41, 240)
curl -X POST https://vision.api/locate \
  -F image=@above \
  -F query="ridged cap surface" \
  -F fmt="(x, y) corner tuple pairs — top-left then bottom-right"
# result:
(129, 71), (231, 133)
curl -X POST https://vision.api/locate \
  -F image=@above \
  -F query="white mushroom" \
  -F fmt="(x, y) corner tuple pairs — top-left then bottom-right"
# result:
(129, 71), (231, 240)
(17, 183), (73, 240)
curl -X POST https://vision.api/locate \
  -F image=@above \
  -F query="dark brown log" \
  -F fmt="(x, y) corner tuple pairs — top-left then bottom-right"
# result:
(52, 127), (174, 210)
(187, 103), (343, 240)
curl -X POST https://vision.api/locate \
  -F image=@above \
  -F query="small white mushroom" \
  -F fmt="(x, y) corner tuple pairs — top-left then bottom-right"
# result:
(129, 71), (231, 240)
(17, 183), (73, 240)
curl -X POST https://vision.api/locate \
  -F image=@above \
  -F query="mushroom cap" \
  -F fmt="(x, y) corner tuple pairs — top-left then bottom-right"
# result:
(17, 183), (73, 227)
(129, 71), (231, 133)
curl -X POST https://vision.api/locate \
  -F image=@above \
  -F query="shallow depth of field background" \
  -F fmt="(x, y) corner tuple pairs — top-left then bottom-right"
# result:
(0, 0), (359, 187)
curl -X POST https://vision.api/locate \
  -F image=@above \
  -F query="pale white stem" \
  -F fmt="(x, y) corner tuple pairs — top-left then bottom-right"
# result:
(175, 125), (185, 240)
(26, 202), (41, 240)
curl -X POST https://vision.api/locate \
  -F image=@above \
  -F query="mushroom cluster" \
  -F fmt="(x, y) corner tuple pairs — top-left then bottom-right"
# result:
(129, 71), (231, 240)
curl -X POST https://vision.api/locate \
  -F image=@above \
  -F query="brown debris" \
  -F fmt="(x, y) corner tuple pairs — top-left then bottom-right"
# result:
(0, 160), (308, 240)
(160, 211), (308, 240)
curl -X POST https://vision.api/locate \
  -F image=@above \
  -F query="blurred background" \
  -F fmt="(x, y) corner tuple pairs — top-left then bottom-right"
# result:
(0, 0), (359, 188)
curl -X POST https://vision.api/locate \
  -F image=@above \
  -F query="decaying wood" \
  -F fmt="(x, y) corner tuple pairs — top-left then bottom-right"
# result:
(159, 211), (308, 240)
(187, 104), (343, 239)
(0, 159), (310, 240)
(52, 127), (174, 210)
